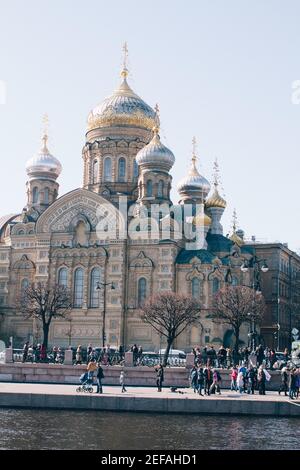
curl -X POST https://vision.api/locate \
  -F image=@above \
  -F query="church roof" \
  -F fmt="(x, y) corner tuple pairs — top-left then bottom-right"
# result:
(0, 214), (19, 236)
(206, 233), (233, 253)
(176, 248), (215, 264)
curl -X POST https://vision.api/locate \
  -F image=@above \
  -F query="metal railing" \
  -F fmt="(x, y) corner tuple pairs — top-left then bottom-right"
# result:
(134, 353), (186, 367)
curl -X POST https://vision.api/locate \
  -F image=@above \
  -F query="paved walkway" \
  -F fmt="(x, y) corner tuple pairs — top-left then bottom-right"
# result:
(0, 382), (298, 403)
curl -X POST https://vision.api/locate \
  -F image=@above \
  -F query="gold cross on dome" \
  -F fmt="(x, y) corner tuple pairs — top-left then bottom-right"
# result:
(121, 42), (129, 78)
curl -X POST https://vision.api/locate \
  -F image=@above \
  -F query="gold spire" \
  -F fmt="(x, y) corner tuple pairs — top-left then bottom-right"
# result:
(41, 113), (49, 153)
(205, 158), (227, 209)
(189, 136), (200, 176)
(121, 41), (129, 79)
(230, 208), (243, 246)
(152, 103), (160, 134)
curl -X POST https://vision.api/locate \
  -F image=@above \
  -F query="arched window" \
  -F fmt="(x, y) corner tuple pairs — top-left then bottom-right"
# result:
(146, 180), (153, 197)
(58, 267), (68, 287)
(232, 276), (238, 286)
(138, 277), (147, 305)
(133, 159), (139, 178)
(21, 278), (29, 296)
(93, 159), (99, 184)
(104, 157), (112, 181)
(158, 180), (164, 197)
(90, 267), (101, 307)
(118, 157), (126, 182)
(44, 187), (49, 204)
(74, 268), (84, 308)
(212, 278), (220, 294)
(192, 278), (200, 298)
(32, 187), (39, 204)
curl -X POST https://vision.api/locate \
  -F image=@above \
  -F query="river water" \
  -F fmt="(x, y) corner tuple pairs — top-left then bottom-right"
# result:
(0, 409), (299, 450)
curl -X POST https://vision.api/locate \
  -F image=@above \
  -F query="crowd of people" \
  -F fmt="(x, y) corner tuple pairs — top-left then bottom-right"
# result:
(192, 344), (290, 369)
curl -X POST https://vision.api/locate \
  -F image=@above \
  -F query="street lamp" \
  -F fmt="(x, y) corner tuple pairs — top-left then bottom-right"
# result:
(241, 256), (269, 351)
(95, 281), (115, 348)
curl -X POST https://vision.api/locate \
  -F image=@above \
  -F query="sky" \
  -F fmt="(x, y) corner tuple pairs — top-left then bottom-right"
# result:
(0, 0), (300, 252)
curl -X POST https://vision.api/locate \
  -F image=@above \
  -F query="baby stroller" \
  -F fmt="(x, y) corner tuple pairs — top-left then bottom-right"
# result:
(76, 372), (94, 393)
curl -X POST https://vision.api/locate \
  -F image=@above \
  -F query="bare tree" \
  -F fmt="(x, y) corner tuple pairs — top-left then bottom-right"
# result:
(17, 282), (72, 348)
(140, 292), (201, 366)
(211, 285), (265, 353)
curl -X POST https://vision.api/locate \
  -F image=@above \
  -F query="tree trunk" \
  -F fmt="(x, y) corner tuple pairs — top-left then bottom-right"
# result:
(43, 323), (50, 349)
(234, 327), (240, 355)
(162, 338), (173, 367)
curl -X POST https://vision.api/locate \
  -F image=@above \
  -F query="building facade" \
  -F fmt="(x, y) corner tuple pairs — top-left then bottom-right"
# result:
(0, 54), (288, 351)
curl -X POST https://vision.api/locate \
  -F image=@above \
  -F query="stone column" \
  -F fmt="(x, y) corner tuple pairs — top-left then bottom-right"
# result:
(4, 348), (13, 363)
(64, 348), (73, 365)
(185, 353), (195, 369)
(125, 351), (134, 367)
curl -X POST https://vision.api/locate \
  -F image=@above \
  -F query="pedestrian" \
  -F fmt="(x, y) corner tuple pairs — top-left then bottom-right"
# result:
(197, 366), (205, 396)
(278, 367), (288, 396)
(204, 365), (213, 395)
(295, 369), (300, 399)
(120, 370), (127, 392)
(22, 341), (29, 363)
(75, 345), (82, 365)
(257, 365), (266, 395)
(156, 364), (164, 391)
(190, 366), (198, 393)
(40, 343), (47, 362)
(237, 370), (244, 394)
(87, 358), (97, 381)
(96, 363), (104, 393)
(210, 369), (222, 395)
(288, 368), (297, 400)
(246, 365), (257, 395)
(230, 366), (238, 391)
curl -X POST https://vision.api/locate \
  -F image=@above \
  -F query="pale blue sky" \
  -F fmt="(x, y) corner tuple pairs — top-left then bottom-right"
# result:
(0, 0), (300, 251)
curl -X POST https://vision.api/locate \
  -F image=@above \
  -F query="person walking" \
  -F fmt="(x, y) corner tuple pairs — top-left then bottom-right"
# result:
(246, 365), (257, 395)
(87, 358), (97, 381)
(197, 367), (205, 396)
(278, 366), (288, 396)
(237, 370), (244, 394)
(96, 364), (104, 394)
(288, 368), (297, 400)
(204, 365), (213, 395)
(22, 341), (29, 363)
(156, 364), (164, 391)
(190, 366), (198, 393)
(257, 365), (266, 395)
(75, 345), (82, 365)
(210, 369), (222, 395)
(120, 370), (127, 393)
(230, 366), (238, 391)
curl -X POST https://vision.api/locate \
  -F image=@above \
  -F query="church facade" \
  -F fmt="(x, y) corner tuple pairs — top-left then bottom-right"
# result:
(0, 55), (255, 350)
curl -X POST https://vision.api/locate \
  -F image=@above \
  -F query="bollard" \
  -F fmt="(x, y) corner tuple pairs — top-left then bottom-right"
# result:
(125, 351), (134, 367)
(64, 348), (73, 365)
(185, 353), (195, 368)
(4, 348), (13, 363)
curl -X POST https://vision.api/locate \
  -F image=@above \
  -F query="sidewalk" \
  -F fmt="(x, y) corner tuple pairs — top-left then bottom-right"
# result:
(0, 382), (299, 416)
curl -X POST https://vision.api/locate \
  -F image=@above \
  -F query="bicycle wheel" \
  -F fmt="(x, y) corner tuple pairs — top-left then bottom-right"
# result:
(76, 387), (82, 392)
(89, 387), (93, 393)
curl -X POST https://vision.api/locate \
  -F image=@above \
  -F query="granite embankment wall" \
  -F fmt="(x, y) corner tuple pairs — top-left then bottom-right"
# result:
(0, 362), (282, 390)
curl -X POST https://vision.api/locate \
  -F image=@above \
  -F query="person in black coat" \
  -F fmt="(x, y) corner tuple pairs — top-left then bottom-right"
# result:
(204, 366), (213, 395)
(156, 364), (164, 391)
(96, 364), (104, 394)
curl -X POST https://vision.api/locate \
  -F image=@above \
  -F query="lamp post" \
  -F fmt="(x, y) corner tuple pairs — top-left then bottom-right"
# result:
(96, 281), (115, 348)
(240, 256), (269, 352)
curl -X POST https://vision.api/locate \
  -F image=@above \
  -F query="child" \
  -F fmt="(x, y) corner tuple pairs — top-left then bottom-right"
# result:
(120, 370), (126, 393)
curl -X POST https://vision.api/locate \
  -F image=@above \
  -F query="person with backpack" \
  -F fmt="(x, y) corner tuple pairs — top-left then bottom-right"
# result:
(96, 364), (104, 394)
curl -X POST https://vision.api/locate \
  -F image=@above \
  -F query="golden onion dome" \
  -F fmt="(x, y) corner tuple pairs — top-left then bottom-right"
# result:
(205, 187), (227, 209)
(230, 231), (244, 246)
(87, 72), (158, 132)
(193, 212), (212, 227)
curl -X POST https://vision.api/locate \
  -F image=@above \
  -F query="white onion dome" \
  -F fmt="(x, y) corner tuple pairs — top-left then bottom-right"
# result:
(177, 154), (210, 201)
(135, 127), (175, 172)
(26, 134), (62, 181)
(87, 70), (158, 132)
